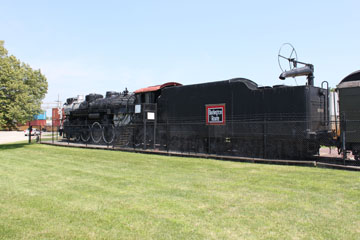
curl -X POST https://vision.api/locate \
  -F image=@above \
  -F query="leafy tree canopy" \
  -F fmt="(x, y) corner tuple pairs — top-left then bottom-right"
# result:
(0, 41), (48, 130)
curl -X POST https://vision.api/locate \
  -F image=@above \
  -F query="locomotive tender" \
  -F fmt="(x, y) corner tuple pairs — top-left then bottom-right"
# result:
(156, 78), (329, 159)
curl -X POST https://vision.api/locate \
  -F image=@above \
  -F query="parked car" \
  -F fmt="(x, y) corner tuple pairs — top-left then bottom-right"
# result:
(24, 128), (41, 136)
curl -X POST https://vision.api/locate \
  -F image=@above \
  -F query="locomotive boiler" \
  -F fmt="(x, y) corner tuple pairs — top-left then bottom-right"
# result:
(63, 88), (136, 144)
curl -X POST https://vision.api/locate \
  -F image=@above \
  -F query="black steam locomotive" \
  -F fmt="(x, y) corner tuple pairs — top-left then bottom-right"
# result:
(63, 77), (333, 159)
(63, 88), (136, 144)
(62, 52), (360, 160)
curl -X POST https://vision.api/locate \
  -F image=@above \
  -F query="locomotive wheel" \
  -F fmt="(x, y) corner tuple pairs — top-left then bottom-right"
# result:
(63, 131), (70, 141)
(81, 125), (91, 142)
(102, 124), (115, 144)
(75, 134), (81, 142)
(91, 122), (102, 143)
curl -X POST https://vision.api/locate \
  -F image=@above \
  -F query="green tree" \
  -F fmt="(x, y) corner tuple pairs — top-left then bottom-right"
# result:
(0, 41), (48, 130)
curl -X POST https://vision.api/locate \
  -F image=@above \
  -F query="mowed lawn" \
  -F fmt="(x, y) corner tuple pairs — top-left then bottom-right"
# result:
(0, 143), (359, 240)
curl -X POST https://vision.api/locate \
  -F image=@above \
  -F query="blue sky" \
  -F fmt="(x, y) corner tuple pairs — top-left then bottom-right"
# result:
(1, 0), (359, 107)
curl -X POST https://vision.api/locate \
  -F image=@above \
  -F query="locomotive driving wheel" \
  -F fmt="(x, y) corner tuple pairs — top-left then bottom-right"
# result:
(81, 125), (91, 142)
(75, 134), (81, 142)
(102, 124), (115, 144)
(91, 122), (102, 143)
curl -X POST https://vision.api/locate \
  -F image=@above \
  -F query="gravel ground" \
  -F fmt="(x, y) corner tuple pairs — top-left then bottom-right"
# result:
(319, 146), (351, 159)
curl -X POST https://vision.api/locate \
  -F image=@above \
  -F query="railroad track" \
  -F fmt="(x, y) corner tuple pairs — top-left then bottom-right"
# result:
(315, 156), (360, 166)
(41, 140), (360, 171)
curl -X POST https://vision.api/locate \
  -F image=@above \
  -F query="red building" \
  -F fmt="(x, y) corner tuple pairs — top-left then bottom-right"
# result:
(52, 108), (65, 127)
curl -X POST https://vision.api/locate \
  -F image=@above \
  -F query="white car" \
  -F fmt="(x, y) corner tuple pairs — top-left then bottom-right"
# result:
(24, 128), (41, 136)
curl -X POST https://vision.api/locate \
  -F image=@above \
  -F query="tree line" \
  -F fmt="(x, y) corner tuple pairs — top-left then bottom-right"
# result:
(0, 41), (48, 130)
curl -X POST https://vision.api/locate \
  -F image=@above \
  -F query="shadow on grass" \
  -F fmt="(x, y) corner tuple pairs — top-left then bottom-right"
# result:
(0, 142), (31, 150)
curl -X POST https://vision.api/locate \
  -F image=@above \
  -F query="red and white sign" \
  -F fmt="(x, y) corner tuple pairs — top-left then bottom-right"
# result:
(206, 104), (226, 125)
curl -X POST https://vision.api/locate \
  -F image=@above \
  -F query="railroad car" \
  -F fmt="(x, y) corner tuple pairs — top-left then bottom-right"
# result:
(336, 70), (360, 160)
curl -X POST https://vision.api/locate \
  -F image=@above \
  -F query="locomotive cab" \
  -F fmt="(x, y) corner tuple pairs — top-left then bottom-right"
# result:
(134, 82), (182, 104)
(133, 82), (182, 120)
(131, 82), (182, 148)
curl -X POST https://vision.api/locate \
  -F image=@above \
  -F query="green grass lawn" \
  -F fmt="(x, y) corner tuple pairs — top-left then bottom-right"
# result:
(0, 143), (359, 240)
